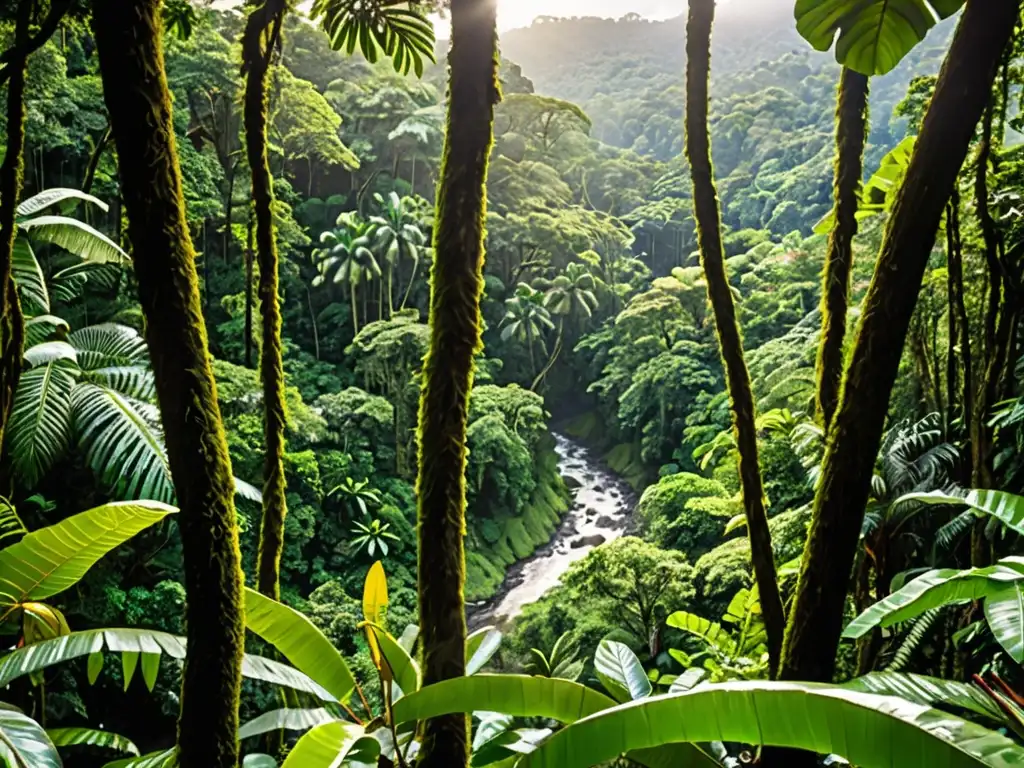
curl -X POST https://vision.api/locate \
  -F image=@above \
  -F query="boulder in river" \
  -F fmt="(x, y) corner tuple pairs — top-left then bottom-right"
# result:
(571, 533), (607, 549)
(563, 474), (583, 490)
(595, 515), (617, 528)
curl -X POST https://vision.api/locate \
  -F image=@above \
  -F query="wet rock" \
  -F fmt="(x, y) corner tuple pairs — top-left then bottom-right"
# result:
(593, 483), (606, 493)
(595, 515), (617, 528)
(571, 534), (607, 549)
(563, 474), (583, 490)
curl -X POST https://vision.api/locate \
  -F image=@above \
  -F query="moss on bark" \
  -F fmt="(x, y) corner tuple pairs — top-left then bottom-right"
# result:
(685, 0), (785, 676)
(778, 0), (1021, 689)
(816, 67), (868, 432)
(0, 0), (30, 454)
(415, 0), (500, 764)
(92, 2), (245, 765)
(242, 0), (290, 600)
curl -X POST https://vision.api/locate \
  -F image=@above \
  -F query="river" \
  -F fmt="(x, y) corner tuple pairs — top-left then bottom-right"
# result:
(468, 433), (635, 630)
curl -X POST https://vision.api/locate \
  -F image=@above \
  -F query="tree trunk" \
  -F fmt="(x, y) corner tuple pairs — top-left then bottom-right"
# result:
(947, 191), (973, 480)
(0, 0), (30, 453)
(817, 68), (869, 431)
(245, 210), (255, 369)
(531, 318), (564, 391)
(92, 2), (245, 766)
(415, 0), (499, 764)
(81, 123), (112, 195)
(685, 0), (785, 675)
(242, 0), (289, 600)
(777, 0), (1020, 691)
(351, 280), (359, 335)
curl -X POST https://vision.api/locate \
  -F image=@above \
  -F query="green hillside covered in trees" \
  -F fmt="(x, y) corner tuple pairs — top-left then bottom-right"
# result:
(1, 0), (1024, 766)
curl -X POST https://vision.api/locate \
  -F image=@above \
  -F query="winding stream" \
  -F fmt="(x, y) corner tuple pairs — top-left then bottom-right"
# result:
(468, 433), (635, 630)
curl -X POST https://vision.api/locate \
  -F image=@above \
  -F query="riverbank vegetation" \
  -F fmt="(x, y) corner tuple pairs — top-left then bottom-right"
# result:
(2, 0), (1024, 765)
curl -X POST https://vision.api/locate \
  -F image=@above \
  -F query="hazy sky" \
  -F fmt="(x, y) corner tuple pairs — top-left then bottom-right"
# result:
(496, 0), (685, 30)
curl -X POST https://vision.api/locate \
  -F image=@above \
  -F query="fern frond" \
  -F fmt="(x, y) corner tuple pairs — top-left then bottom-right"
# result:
(885, 607), (945, 672)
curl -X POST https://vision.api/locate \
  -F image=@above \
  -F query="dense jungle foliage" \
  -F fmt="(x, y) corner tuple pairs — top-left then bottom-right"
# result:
(4, 0), (1024, 765)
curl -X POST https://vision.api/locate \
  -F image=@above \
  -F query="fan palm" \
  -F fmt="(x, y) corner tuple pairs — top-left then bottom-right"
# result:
(369, 191), (430, 315)
(500, 283), (554, 380)
(314, 213), (382, 334)
(328, 476), (382, 518)
(530, 262), (598, 389)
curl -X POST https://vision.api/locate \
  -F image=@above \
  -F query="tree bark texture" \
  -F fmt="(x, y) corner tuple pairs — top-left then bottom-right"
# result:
(779, 0), (1021, 689)
(92, 2), (245, 766)
(415, 0), (500, 764)
(242, 0), (289, 600)
(817, 67), (869, 432)
(685, 0), (786, 675)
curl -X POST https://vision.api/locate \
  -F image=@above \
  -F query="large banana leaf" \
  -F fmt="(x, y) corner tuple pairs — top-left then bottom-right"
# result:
(392, 675), (617, 726)
(17, 188), (110, 217)
(17, 215), (128, 264)
(516, 681), (1024, 768)
(72, 383), (175, 504)
(280, 721), (367, 768)
(895, 490), (1024, 538)
(11, 238), (49, 313)
(843, 672), (1007, 723)
(244, 588), (356, 703)
(0, 707), (61, 768)
(47, 727), (139, 755)
(0, 501), (175, 606)
(365, 621), (419, 696)
(843, 566), (1023, 640)
(466, 625), (502, 675)
(794, 0), (965, 76)
(984, 582), (1024, 663)
(238, 708), (337, 741)
(594, 640), (651, 703)
(8, 361), (76, 489)
(0, 627), (335, 701)
(103, 748), (177, 767)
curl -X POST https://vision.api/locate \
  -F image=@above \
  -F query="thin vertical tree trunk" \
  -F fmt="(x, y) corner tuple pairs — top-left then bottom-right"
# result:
(817, 67), (869, 431)
(685, 0), (785, 675)
(415, 0), (499, 764)
(0, 0), (30, 453)
(81, 123), (111, 195)
(242, 0), (289, 599)
(778, 0), (1020, 690)
(92, 2), (246, 766)
(245, 209), (255, 369)
(948, 191), (973, 481)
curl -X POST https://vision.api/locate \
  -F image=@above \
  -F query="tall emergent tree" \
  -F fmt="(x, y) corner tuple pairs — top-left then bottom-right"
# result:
(816, 67), (869, 430)
(684, 0), (785, 674)
(241, 0), (290, 600)
(415, 0), (500, 764)
(779, 0), (1022, 691)
(91, 1), (246, 765)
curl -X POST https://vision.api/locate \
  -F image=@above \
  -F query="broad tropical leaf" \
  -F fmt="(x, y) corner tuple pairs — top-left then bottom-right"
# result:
(0, 500), (27, 547)
(18, 215), (128, 264)
(23, 341), (77, 368)
(103, 748), (177, 767)
(69, 324), (148, 370)
(11, 238), (49, 313)
(23, 315), (69, 348)
(517, 681), (1024, 768)
(0, 501), (175, 606)
(392, 675), (617, 726)
(238, 708), (337, 741)
(594, 640), (652, 703)
(17, 188), (110, 217)
(280, 721), (368, 768)
(895, 489), (1024, 539)
(794, 0), (965, 76)
(984, 582), (1024, 663)
(244, 588), (357, 702)
(668, 668), (709, 694)
(0, 708), (61, 768)
(843, 672), (1007, 724)
(666, 611), (736, 655)
(243, 756), (277, 768)
(466, 626), (502, 676)
(8, 362), (76, 488)
(365, 622), (419, 696)
(843, 566), (1023, 641)
(47, 727), (139, 756)
(0, 628), (335, 701)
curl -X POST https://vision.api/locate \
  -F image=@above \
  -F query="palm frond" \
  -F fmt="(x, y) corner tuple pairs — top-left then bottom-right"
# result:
(23, 341), (78, 369)
(17, 215), (128, 264)
(885, 607), (945, 672)
(84, 367), (156, 401)
(0, 498), (28, 547)
(69, 324), (149, 370)
(311, 0), (436, 77)
(11, 237), (50, 313)
(16, 188), (110, 217)
(71, 383), (174, 504)
(24, 315), (70, 348)
(8, 362), (77, 489)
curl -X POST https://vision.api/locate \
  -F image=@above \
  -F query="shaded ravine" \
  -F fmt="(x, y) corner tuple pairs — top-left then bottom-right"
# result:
(468, 433), (635, 630)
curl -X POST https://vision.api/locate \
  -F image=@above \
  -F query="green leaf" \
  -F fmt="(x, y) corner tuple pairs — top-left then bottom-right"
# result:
(140, 652), (160, 692)
(466, 626), (502, 675)
(984, 582), (1024, 662)
(842, 672), (1008, 724)
(122, 651), (139, 691)
(11, 238), (49, 313)
(242, 755), (277, 768)
(516, 680), (1024, 768)
(244, 588), (356, 702)
(18, 215), (128, 264)
(0, 707), (61, 768)
(103, 747), (177, 767)
(281, 721), (365, 768)
(666, 611), (736, 655)
(8, 361), (77, 489)
(362, 561), (388, 673)
(238, 708), (337, 741)
(392, 675), (617, 726)
(0, 501), (176, 606)
(843, 566), (1022, 639)
(87, 651), (104, 685)
(668, 668), (708, 694)
(594, 640), (652, 703)
(24, 341), (78, 368)
(365, 622), (419, 696)
(895, 489), (1024, 539)
(47, 727), (139, 755)
(794, 0), (965, 75)
(17, 188), (110, 217)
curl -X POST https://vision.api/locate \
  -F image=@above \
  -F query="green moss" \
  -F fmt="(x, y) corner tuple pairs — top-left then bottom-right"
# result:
(465, 551), (505, 602)
(604, 442), (649, 490)
(564, 410), (604, 442)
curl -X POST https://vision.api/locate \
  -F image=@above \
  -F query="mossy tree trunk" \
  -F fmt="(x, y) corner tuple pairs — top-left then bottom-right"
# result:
(685, 0), (786, 675)
(945, 192), (970, 441)
(242, 0), (289, 599)
(0, 0), (31, 455)
(92, 2), (246, 766)
(777, 0), (1021, 691)
(415, 0), (500, 765)
(816, 67), (869, 432)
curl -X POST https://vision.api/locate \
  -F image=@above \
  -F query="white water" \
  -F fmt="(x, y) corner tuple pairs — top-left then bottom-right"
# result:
(469, 433), (634, 629)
